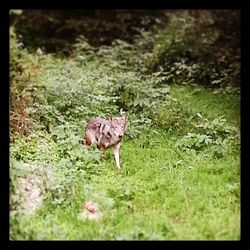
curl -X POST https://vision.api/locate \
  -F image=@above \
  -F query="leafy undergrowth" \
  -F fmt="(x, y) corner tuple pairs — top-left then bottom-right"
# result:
(10, 86), (240, 240)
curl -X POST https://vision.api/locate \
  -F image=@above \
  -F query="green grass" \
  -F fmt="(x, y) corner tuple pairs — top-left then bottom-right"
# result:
(171, 85), (240, 127)
(10, 86), (240, 240)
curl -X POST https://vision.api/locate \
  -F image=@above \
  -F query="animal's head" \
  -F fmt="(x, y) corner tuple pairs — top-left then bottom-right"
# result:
(108, 114), (128, 139)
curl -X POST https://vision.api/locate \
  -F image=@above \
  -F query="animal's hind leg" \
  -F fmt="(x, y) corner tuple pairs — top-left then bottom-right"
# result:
(99, 147), (106, 162)
(83, 130), (96, 145)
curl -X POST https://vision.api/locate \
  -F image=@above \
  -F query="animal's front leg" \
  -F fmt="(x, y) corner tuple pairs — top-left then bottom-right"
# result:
(112, 143), (121, 169)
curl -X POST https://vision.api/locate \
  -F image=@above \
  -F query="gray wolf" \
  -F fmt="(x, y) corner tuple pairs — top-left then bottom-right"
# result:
(82, 113), (128, 169)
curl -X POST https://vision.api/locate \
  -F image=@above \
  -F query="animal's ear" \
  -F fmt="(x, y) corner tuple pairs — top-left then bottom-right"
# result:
(108, 116), (113, 122)
(120, 108), (126, 117)
(124, 113), (128, 122)
(120, 108), (128, 120)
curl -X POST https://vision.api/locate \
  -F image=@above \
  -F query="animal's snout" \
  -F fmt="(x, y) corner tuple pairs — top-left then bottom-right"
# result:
(118, 135), (123, 138)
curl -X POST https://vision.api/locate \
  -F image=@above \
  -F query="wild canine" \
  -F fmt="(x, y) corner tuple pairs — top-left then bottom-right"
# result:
(82, 112), (128, 169)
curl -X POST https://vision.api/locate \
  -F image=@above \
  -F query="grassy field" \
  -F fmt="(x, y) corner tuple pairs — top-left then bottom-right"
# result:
(10, 85), (240, 240)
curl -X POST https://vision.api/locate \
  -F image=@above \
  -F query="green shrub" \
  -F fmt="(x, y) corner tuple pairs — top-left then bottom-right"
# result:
(141, 10), (240, 87)
(10, 27), (47, 137)
(175, 115), (239, 157)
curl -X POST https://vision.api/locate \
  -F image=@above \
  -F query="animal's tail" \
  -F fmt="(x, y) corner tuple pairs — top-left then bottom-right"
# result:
(82, 137), (91, 145)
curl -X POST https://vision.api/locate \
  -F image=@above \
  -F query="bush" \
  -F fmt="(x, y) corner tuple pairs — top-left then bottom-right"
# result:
(175, 115), (239, 157)
(10, 27), (47, 138)
(142, 10), (240, 87)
